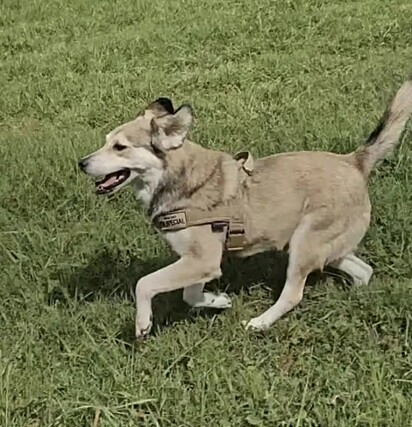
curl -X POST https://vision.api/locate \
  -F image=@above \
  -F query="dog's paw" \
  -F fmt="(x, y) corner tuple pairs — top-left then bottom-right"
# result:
(352, 264), (373, 286)
(243, 316), (271, 331)
(135, 320), (153, 340)
(192, 292), (232, 309)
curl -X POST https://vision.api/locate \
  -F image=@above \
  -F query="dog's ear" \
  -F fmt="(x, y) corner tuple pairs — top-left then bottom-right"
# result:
(144, 97), (174, 118)
(150, 105), (193, 152)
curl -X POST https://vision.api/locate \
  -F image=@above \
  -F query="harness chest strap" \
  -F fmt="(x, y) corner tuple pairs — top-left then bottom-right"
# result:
(152, 207), (245, 251)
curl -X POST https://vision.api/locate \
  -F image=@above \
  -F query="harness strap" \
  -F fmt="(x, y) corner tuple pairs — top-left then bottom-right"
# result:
(152, 208), (245, 251)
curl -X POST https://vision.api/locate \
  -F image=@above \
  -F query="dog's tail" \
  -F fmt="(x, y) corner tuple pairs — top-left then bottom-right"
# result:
(354, 77), (412, 177)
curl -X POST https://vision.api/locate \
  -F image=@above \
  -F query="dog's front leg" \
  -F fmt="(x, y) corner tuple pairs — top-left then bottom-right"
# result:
(135, 256), (222, 338)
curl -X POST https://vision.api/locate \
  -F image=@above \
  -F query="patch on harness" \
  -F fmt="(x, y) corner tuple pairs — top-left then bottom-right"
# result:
(155, 211), (187, 230)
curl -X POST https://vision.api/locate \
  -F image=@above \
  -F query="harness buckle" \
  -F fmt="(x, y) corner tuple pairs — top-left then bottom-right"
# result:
(226, 223), (245, 251)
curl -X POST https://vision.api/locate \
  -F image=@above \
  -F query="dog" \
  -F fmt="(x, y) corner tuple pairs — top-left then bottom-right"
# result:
(79, 77), (412, 338)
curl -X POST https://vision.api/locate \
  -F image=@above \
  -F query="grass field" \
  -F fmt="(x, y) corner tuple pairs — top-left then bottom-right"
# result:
(1, 0), (412, 425)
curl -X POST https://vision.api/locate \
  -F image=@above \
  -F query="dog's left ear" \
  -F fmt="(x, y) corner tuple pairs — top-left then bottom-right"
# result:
(144, 97), (175, 118)
(150, 105), (193, 152)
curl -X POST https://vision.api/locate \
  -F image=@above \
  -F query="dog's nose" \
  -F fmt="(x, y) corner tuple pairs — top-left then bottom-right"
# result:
(78, 158), (88, 171)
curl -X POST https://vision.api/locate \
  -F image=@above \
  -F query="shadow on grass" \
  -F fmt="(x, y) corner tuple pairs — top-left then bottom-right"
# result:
(50, 249), (344, 341)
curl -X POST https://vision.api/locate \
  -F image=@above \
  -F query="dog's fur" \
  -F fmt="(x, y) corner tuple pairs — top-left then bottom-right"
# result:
(79, 78), (412, 338)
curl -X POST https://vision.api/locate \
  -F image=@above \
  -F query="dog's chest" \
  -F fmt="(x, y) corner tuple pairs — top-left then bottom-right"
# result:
(161, 228), (193, 256)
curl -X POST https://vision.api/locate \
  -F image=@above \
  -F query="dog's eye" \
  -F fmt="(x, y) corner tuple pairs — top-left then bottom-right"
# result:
(114, 143), (127, 151)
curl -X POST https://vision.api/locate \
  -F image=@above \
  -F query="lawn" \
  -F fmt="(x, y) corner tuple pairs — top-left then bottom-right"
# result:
(1, 0), (412, 425)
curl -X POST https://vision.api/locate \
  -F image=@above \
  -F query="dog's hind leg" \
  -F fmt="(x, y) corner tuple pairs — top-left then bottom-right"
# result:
(244, 216), (320, 331)
(244, 212), (360, 331)
(183, 283), (232, 309)
(329, 253), (373, 285)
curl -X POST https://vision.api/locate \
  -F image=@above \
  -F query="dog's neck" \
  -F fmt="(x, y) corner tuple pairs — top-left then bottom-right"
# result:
(132, 141), (237, 219)
(131, 167), (164, 209)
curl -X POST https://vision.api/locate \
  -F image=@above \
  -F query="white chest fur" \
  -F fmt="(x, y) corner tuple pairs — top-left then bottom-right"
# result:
(131, 168), (164, 208)
(162, 228), (193, 256)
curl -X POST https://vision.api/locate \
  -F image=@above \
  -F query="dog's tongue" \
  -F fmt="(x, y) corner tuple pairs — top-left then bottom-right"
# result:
(101, 175), (118, 188)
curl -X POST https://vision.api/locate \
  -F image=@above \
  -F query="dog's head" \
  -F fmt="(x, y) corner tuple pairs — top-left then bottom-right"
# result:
(78, 98), (193, 195)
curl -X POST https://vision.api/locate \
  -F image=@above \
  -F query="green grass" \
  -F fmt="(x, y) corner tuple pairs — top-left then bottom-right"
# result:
(1, 0), (412, 425)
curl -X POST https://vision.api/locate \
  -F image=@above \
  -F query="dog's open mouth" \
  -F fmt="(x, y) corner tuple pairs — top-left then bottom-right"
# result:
(95, 169), (131, 194)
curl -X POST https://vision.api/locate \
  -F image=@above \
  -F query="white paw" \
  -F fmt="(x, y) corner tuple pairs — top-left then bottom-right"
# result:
(135, 319), (153, 339)
(243, 316), (271, 331)
(192, 292), (232, 309)
(352, 264), (373, 286)
(209, 293), (232, 309)
(337, 254), (373, 286)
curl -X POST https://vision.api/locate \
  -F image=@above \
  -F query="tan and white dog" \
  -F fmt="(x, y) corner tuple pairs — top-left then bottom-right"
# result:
(79, 77), (412, 338)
